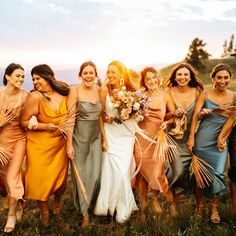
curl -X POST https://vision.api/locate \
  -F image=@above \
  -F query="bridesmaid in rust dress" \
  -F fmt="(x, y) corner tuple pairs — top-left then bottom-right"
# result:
(134, 67), (177, 216)
(0, 63), (28, 233)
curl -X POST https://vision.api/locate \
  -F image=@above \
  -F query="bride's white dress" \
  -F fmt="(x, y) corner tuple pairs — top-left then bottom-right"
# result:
(94, 95), (138, 223)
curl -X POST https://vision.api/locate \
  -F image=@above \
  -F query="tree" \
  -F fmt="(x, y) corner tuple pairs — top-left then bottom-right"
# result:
(223, 40), (228, 54)
(185, 38), (211, 69)
(228, 34), (234, 52)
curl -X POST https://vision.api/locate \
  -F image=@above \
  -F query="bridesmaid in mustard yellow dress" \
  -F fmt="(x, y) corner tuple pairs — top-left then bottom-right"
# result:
(0, 63), (28, 233)
(21, 64), (70, 227)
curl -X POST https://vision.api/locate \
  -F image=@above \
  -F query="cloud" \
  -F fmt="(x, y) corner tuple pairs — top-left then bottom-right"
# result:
(21, 0), (35, 4)
(47, 3), (70, 14)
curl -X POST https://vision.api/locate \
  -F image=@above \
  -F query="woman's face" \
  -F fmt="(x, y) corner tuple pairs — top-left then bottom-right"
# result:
(144, 71), (160, 91)
(6, 69), (24, 88)
(107, 65), (120, 86)
(213, 69), (231, 91)
(32, 74), (50, 92)
(175, 67), (191, 87)
(80, 65), (97, 88)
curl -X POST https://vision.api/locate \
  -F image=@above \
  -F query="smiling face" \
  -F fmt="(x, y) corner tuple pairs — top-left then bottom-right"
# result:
(213, 69), (231, 91)
(144, 71), (160, 91)
(6, 68), (24, 88)
(80, 65), (97, 88)
(174, 67), (191, 87)
(32, 74), (50, 92)
(107, 65), (121, 86)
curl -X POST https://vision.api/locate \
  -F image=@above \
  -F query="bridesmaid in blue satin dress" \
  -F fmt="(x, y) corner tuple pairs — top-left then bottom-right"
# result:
(187, 64), (234, 224)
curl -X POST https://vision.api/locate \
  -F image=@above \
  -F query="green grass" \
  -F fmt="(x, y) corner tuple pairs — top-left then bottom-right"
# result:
(1, 177), (236, 236)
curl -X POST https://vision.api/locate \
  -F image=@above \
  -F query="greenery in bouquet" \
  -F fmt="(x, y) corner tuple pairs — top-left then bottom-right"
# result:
(111, 86), (151, 123)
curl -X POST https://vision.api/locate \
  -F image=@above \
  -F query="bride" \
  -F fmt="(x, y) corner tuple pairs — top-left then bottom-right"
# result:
(94, 60), (138, 223)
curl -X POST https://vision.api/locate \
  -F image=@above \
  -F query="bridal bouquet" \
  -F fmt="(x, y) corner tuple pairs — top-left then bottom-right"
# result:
(112, 86), (151, 122)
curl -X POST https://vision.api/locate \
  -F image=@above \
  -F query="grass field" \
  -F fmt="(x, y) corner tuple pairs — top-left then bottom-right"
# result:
(1, 174), (236, 236)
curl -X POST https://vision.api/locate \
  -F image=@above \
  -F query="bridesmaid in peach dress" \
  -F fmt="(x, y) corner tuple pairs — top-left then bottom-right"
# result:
(134, 67), (177, 216)
(0, 63), (29, 233)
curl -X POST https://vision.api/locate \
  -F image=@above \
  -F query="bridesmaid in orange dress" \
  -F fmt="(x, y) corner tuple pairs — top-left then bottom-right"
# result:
(21, 64), (70, 227)
(134, 67), (177, 216)
(0, 63), (29, 233)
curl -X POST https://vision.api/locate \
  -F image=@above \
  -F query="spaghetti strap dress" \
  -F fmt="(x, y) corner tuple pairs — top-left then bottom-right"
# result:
(0, 88), (26, 201)
(193, 98), (229, 196)
(71, 97), (102, 216)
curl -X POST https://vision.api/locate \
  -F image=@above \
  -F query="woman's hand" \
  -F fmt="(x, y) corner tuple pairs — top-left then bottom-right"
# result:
(28, 115), (39, 130)
(67, 144), (75, 160)
(103, 112), (113, 124)
(46, 123), (58, 132)
(187, 136), (195, 153)
(200, 108), (211, 117)
(102, 138), (108, 152)
(217, 137), (227, 152)
(174, 108), (187, 117)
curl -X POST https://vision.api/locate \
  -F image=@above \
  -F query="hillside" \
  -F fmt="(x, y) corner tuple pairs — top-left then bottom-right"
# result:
(160, 58), (236, 90)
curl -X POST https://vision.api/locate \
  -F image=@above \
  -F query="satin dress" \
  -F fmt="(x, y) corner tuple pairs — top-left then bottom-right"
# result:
(94, 95), (138, 223)
(71, 99), (102, 216)
(193, 98), (228, 196)
(0, 89), (26, 201)
(134, 92), (175, 197)
(24, 93), (69, 201)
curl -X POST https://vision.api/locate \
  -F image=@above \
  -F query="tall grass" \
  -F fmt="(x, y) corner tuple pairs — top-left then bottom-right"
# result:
(1, 177), (236, 236)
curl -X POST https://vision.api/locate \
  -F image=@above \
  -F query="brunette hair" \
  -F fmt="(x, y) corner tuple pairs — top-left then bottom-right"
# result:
(165, 63), (203, 90)
(140, 67), (160, 90)
(79, 61), (98, 77)
(31, 64), (69, 96)
(210, 63), (232, 79)
(3, 63), (24, 86)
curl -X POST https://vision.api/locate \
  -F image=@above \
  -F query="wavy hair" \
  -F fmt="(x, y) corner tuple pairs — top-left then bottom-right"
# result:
(31, 64), (69, 96)
(164, 63), (203, 90)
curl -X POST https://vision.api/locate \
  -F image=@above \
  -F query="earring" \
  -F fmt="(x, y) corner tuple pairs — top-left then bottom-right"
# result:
(119, 77), (124, 86)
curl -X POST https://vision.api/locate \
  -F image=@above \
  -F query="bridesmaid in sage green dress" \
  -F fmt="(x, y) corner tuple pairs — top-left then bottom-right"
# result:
(67, 61), (102, 227)
(166, 63), (203, 195)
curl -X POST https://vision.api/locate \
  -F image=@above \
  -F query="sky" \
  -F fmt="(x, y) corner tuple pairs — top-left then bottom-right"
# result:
(0, 0), (236, 71)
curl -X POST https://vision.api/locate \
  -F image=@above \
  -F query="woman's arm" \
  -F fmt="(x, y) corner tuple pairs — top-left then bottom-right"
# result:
(217, 118), (235, 151)
(66, 86), (78, 159)
(99, 86), (108, 151)
(21, 91), (57, 131)
(163, 92), (176, 127)
(187, 91), (207, 152)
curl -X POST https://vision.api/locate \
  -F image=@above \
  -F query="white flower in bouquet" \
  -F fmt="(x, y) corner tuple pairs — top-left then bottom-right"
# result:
(133, 102), (141, 111)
